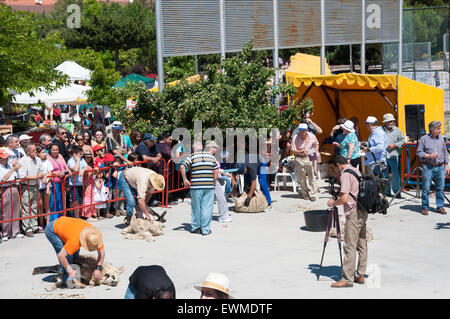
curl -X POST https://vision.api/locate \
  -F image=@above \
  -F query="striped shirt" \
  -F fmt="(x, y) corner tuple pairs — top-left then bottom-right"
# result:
(182, 151), (218, 189)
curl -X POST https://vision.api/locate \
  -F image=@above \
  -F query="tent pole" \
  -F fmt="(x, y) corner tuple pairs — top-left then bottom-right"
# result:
(297, 83), (315, 106)
(375, 86), (396, 111)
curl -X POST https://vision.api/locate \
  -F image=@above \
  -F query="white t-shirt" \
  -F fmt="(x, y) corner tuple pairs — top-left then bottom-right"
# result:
(38, 159), (53, 189)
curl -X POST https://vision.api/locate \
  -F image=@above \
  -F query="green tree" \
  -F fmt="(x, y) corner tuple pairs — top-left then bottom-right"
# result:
(61, 0), (155, 71)
(0, 5), (67, 104)
(109, 41), (298, 136)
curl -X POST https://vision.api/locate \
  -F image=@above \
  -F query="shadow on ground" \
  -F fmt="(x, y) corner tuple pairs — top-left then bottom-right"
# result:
(281, 194), (302, 199)
(172, 223), (191, 232)
(398, 204), (423, 214)
(435, 222), (450, 230)
(307, 264), (341, 282)
(114, 223), (127, 230)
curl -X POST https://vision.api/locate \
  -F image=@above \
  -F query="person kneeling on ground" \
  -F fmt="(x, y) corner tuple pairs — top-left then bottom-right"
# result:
(328, 155), (368, 288)
(194, 273), (233, 299)
(44, 216), (105, 287)
(118, 166), (166, 225)
(124, 265), (176, 299)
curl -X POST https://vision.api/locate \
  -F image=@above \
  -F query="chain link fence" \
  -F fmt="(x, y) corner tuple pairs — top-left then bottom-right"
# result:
(383, 6), (449, 113)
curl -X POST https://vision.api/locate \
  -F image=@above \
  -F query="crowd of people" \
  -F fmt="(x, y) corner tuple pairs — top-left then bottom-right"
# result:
(0, 116), (190, 242)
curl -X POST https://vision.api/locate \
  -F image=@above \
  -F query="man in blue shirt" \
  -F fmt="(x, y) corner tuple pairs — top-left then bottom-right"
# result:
(135, 133), (162, 173)
(361, 116), (387, 176)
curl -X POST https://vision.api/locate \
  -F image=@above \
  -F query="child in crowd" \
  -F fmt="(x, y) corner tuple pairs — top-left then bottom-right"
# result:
(94, 172), (109, 219)
(128, 152), (140, 166)
(93, 144), (106, 168)
(37, 145), (52, 230)
(102, 154), (126, 217)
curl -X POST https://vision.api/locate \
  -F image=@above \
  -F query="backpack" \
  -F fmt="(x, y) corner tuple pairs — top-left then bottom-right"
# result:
(343, 169), (389, 215)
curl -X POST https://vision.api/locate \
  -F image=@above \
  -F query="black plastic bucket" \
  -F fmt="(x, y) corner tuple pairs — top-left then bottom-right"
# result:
(303, 210), (329, 232)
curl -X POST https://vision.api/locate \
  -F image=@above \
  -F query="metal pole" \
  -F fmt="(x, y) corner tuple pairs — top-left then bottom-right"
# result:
(155, 0), (165, 91)
(273, 0), (280, 108)
(273, 0), (279, 87)
(220, 0), (226, 62)
(195, 54), (199, 74)
(350, 44), (353, 72)
(361, 0), (366, 74)
(320, 0), (326, 75)
(398, 0), (403, 76)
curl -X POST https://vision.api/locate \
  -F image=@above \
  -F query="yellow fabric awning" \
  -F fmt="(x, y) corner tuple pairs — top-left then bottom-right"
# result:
(287, 73), (398, 90)
(149, 74), (201, 92)
(285, 53), (332, 76)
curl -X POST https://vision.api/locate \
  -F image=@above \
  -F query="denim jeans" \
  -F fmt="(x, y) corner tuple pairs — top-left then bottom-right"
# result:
(190, 188), (214, 234)
(124, 284), (136, 299)
(258, 162), (272, 205)
(383, 156), (401, 196)
(45, 220), (79, 280)
(220, 175), (232, 195)
(119, 171), (137, 217)
(421, 164), (446, 210)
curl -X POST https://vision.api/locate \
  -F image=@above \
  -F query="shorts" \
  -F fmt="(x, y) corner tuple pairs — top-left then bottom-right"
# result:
(39, 188), (46, 195)
(69, 185), (83, 203)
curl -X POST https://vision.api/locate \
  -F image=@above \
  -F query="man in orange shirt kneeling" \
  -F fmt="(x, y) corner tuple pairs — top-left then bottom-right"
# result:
(45, 216), (105, 287)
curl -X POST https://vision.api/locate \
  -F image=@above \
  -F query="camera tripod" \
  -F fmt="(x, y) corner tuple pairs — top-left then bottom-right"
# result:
(317, 205), (343, 281)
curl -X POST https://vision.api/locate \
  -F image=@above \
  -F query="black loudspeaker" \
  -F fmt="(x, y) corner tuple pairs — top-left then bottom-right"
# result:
(404, 104), (426, 141)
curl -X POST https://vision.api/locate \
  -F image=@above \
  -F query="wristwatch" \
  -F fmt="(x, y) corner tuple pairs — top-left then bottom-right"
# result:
(96, 265), (103, 271)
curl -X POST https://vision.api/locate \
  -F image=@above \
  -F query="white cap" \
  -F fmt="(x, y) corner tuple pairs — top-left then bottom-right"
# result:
(365, 116), (378, 124)
(19, 134), (33, 142)
(298, 123), (308, 130)
(340, 120), (355, 133)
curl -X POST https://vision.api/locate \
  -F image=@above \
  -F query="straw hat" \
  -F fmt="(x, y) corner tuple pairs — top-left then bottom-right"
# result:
(340, 120), (355, 133)
(149, 173), (165, 191)
(382, 113), (396, 123)
(194, 273), (233, 299)
(79, 226), (103, 251)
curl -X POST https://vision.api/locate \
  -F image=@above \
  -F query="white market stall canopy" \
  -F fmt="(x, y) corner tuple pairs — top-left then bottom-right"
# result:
(12, 83), (90, 105)
(54, 61), (92, 81)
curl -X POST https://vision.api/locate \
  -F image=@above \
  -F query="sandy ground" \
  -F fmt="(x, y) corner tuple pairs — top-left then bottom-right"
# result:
(1, 180), (450, 299)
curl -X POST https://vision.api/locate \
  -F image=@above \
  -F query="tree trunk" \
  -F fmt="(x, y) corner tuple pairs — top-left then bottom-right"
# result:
(115, 48), (120, 72)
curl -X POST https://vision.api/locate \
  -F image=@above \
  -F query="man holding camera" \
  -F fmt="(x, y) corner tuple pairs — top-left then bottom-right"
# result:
(328, 155), (368, 288)
(361, 116), (387, 176)
(417, 121), (450, 216)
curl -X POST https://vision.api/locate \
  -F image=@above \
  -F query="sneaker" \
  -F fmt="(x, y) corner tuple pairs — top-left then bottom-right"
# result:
(1, 236), (9, 242)
(190, 228), (201, 234)
(202, 230), (212, 236)
(218, 218), (232, 223)
(310, 196), (317, 202)
(25, 231), (34, 238)
(150, 200), (161, 207)
(14, 233), (24, 239)
(265, 205), (273, 211)
(183, 198), (191, 204)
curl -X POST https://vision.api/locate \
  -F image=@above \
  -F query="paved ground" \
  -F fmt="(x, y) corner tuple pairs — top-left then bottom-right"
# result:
(1, 180), (450, 299)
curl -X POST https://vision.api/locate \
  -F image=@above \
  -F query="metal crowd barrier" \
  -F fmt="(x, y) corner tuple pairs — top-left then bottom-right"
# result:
(0, 158), (189, 227)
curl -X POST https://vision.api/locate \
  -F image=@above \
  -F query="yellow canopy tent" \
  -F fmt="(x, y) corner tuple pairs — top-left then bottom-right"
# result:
(149, 74), (201, 92)
(285, 53), (332, 76)
(285, 73), (444, 143)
